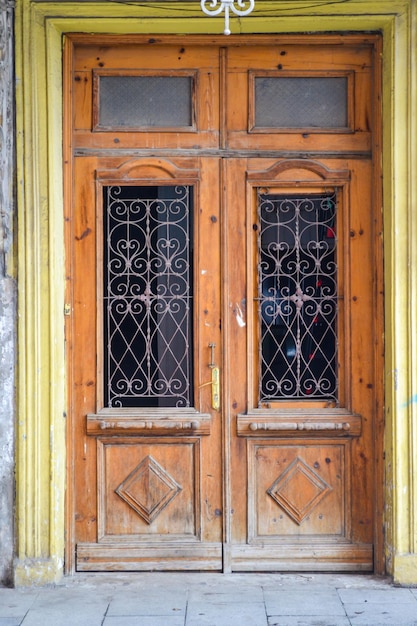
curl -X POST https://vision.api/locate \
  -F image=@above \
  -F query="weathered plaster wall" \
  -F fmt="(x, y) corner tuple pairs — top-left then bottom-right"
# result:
(0, 0), (16, 587)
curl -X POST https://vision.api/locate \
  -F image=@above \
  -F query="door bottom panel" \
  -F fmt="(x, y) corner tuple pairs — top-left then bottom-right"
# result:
(76, 542), (223, 571)
(230, 543), (373, 572)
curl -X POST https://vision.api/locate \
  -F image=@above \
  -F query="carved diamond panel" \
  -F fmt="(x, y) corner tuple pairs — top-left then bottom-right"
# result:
(115, 455), (182, 524)
(267, 456), (331, 525)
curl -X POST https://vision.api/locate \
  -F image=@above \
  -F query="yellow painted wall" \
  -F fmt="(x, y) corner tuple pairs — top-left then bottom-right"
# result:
(14, 0), (417, 584)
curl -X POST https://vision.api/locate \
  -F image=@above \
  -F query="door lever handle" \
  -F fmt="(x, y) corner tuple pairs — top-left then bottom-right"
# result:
(208, 343), (220, 410)
(208, 342), (216, 368)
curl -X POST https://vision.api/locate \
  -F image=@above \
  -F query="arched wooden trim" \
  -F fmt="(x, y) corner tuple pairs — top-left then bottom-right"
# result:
(247, 159), (350, 182)
(96, 158), (199, 182)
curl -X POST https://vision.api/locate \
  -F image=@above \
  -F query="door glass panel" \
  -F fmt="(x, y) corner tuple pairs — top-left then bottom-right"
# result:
(97, 75), (193, 129)
(103, 185), (194, 408)
(258, 191), (338, 402)
(254, 77), (348, 129)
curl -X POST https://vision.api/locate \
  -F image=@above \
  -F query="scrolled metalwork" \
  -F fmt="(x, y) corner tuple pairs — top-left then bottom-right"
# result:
(258, 191), (338, 402)
(104, 185), (193, 408)
(200, 0), (255, 35)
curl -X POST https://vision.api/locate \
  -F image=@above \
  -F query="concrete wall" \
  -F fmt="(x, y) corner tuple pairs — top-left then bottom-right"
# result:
(0, 0), (15, 587)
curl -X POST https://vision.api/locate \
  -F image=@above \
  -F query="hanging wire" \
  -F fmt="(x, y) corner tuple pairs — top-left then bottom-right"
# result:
(102, 0), (354, 17)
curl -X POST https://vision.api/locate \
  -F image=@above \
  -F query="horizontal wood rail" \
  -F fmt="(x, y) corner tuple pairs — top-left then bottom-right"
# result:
(87, 409), (211, 436)
(237, 409), (361, 437)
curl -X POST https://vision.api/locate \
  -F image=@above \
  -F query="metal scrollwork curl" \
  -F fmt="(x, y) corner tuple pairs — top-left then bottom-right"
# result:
(104, 184), (193, 408)
(200, 0), (255, 35)
(258, 191), (339, 403)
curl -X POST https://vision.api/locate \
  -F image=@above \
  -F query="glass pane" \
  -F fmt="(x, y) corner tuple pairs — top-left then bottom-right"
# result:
(103, 185), (194, 408)
(258, 192), (338, 402)
(98, 76), (193, 128)
(255, 77), (348, 128)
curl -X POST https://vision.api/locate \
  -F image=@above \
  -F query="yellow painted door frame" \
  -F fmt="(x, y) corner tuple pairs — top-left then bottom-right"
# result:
(14, 0), (417, 585)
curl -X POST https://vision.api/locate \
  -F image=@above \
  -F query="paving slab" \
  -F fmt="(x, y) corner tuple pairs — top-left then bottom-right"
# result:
(187, 587), (264, 604)
(268, 618), (351, 626)
(20, 608), (106, 626)
(0, 619), (23, 626)
(31, 587), (112, 610)
(339, 586), (417, 625)
(107, 590), (186, 617)
(0, 590), (38, 618)
(343, 601), (417, 625)
(104, 617), (184, 626)
(16, 587), (111, 626)
(185, 601), (268, 626)
(338, 587), (417, 604)
(264, 589), (346, 617)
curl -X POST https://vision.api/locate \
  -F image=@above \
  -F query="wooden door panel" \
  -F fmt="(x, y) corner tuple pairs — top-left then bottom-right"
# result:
(248, 441), (347, 539)
(226, 42), (373, 152)
(230, 543), (373, 572)
(98, 438), (201, 539)
(77, 543), (223, 572)
(70, 154), (223, 570)
(226, 156), (377, 570)
(72, 41), (220, 149)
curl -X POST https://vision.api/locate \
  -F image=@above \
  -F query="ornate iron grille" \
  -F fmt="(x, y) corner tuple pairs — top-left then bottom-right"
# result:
(258, 191), (338, 402)
(103, 185), (193, 408)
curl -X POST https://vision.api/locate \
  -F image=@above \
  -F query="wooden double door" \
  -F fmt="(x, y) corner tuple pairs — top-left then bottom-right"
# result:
(66, 35), (383, 572)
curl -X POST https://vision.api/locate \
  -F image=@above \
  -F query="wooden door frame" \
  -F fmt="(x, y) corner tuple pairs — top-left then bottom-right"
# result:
(65, 33), (382, 574)
(14, 0), (417, 585)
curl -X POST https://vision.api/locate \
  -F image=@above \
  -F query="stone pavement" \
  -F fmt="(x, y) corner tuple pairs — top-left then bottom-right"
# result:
(1, 573), (417, 626)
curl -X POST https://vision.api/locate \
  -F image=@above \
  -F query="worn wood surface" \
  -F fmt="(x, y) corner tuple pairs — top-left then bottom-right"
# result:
(66, 35), (382, 572)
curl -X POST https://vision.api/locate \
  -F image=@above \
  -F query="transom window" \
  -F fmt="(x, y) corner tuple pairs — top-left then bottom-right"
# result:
(95, 72), (195, 130)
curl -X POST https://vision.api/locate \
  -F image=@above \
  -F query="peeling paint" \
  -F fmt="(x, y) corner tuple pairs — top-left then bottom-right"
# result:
(232, 302), (246, 327)
(0, 0), (16, 587)
(14, 557), (64, 588)
(401, 394), (417, 408)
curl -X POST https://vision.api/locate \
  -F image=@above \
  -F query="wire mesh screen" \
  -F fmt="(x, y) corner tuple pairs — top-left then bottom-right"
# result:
(258, 191), (338, 402)
(98, 76), (193, 128)
(254, 77), (348, 129)
(103, 185), (194, 408)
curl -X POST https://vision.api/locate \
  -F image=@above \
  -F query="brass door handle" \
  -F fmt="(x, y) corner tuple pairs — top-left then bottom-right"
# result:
(208, 343), (220, 411)
(208, 342), (216, 367)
